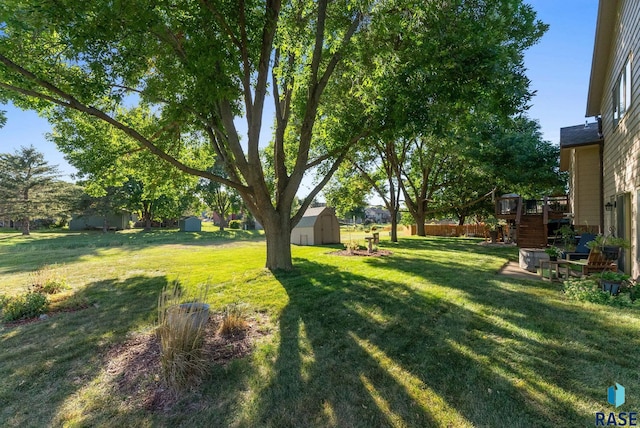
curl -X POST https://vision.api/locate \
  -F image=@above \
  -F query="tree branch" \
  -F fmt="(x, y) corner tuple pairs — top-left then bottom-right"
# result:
(306, 131), (370, 169)
(291, 145), (351, 228)
(272, 49), (289, 200)
(0, 55), (249, 193)
(198, 0), (243, 48)
(247, 0), (281, 165)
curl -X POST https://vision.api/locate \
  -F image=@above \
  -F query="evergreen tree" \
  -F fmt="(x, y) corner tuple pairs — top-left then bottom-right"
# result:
(0, 146), (65, 235)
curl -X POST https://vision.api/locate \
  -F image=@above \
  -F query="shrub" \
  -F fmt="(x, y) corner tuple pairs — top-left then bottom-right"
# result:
(228, 220), (242, 229)
(1, 292), (48, 322)
(157, 283), (209, 390)
(30, 265), (70, 294)
(344, 241), (360, 253)
(218, 302), (248, 337)
(563, 278), (635, 308)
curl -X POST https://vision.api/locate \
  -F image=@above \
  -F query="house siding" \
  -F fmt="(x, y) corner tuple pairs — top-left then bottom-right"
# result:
(600, 0), (640, 275)
(574, 145), (602, 228)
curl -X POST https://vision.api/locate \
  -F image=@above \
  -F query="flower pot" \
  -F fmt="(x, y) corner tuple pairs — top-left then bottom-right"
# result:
(601, 281), (625, 295)
(167, 302), (210, 331)
(610, 283), (621, 296)
(489, 230), (498, 243)
(549, 256), (557, 261)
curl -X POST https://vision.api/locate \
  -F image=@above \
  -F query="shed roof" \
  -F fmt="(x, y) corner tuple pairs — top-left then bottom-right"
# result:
(294, 206), (333, 228)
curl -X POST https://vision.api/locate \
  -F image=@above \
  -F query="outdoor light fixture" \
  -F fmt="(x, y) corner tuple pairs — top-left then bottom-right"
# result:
(605, 202), (614, 211)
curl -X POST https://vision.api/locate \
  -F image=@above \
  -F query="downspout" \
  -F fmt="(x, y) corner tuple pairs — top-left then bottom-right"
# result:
(598, 116), (604, 234)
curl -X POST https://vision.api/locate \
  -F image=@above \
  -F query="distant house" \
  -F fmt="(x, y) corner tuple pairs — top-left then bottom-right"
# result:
(559, 122), (603, 232)
(364, 206), (391, 224)
(69, 213), (130, 231)
(179, 216), (202, 232)
(573, 0), (640, 274)
(290, 207), (340, 246)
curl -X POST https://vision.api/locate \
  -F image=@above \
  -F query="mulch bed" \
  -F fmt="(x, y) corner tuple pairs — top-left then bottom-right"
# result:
(103, 313), (270, 412)
(329, 249), (392, 257)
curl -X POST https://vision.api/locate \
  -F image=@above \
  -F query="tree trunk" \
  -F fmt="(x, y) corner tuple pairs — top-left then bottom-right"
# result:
(21, 217), (30, 235)
(389, 208), (398, 242)
(415, 212), (426, 236)
(102, 217), (108, 233)
(458, 215), (465, 226)
(262, 214), (293, 271)
(143, 202), (152, 231)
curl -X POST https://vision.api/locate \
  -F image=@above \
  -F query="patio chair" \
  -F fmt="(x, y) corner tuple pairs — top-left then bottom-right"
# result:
(562, 233), (596, 260)
(569, 247), (619, 276)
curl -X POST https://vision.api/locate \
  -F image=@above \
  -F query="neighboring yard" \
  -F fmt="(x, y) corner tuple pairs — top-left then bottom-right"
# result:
(1, 230), (638, 427)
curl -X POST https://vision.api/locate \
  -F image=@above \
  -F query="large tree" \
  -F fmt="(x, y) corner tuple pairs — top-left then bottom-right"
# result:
(322, 0), (548, 236)
(0, 0), (546, 269)
(0, 146), (72, 235)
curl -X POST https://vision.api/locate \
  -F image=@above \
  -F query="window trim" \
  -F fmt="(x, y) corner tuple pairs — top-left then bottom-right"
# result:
(613, 54), (632, 126)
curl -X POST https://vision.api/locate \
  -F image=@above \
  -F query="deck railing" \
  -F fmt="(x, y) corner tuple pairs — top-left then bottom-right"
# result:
(496, 195), (570, 219)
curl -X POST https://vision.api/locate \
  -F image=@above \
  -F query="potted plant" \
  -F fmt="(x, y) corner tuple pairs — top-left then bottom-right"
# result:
(594, 271), (630, 295)
(484, 216), (504, 243)
(585, 234), (607, 253)
(544, 246), (561, 261)
(557, 225), (576, 251)
(586, 234), (630, 253)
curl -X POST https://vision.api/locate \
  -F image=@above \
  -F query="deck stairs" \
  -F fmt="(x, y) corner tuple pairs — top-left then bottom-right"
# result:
(517, 215), (547, 248)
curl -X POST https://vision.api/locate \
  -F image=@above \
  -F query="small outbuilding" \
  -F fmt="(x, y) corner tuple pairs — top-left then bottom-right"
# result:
(69, 213), (130, 230)
(179, 216), (202, 232)
(291, 206), (340, 246)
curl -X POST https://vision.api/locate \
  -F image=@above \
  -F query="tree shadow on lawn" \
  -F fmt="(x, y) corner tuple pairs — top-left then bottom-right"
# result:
(0, 275), (169, 426)
(1, 273), (263, 427)
(366, 253), (640, 418)
(380, 236), (519, 263)
(249, 256), (607, 427)
(0, 229), (265, 275)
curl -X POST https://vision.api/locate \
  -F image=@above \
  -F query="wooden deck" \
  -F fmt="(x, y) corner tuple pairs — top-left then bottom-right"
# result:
(495, 195), (570, 248)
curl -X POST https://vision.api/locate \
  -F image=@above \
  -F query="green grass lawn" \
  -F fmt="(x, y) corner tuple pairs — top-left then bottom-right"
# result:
(1, 229), (638, 427)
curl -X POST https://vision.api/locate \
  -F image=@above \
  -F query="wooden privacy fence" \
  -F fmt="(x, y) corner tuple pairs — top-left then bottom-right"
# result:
(404, 224), (490, 237)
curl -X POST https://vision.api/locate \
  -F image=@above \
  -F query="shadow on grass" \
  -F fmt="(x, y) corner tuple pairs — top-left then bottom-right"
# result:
(251, 250), (634, 427)
(0, 275), (167, 426)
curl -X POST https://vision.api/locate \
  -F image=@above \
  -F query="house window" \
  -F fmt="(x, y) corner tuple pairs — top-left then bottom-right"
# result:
(613, 56), (632, 125)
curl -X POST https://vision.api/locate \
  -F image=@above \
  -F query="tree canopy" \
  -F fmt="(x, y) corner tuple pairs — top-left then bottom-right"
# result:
(0, 0), (547, 268)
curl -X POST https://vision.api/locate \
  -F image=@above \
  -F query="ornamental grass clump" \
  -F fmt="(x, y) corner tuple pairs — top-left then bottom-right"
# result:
(30, 265), (70, 294)
(218, 302), (249, 337)
(157, 282), (209, 391)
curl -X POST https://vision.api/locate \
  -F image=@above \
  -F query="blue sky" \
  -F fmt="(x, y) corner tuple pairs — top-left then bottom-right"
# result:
(0, 0), (599, 182)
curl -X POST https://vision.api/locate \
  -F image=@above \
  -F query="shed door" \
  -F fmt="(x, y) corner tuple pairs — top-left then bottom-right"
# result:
(321, 215), (333, 244)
